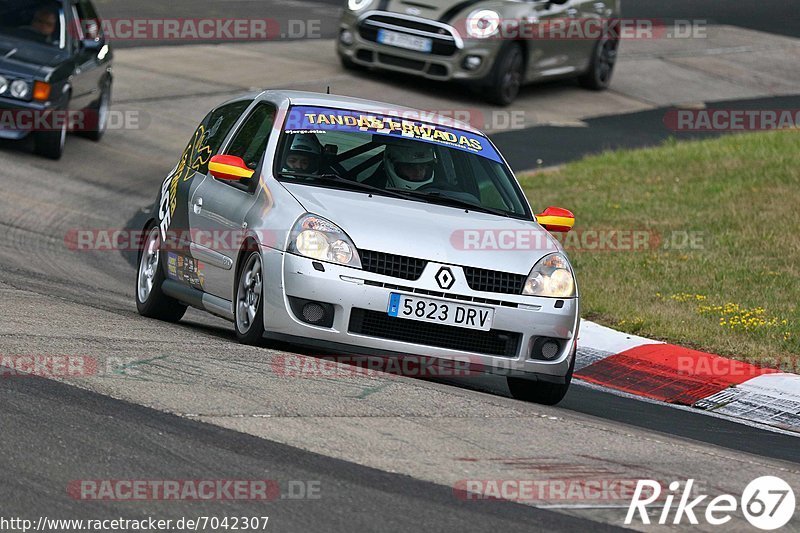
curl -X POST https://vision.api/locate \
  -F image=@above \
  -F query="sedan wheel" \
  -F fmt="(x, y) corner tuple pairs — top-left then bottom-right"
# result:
(135, 226), (187, 322)
(235, 251), (266, 344)
(485, 43), (524, 106)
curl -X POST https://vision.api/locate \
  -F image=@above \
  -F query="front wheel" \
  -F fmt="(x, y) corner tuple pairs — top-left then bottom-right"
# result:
(33, 106), (68, 160)
(235, 251), (266, 345)
(136, 226), (187, 322)
(485, 43), (525, 106)
(507, 351), (574, 405)
(578, 35), (619, 90)
(83, 79), (111, 142)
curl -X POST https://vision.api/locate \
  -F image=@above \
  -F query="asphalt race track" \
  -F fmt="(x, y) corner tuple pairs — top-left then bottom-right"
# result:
(1, 1), (799, 531)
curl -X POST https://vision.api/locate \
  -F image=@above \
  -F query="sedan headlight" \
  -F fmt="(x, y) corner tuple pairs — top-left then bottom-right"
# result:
(523, 253), (576, 298)
(348, 0), (373, 11)
(288, 214), (362, 268)
(0, 76), (8, 95)
(466, 9), (500, 38)
(10, 79), (30, 99)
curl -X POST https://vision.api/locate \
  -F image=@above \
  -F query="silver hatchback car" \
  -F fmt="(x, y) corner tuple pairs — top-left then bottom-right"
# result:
(337, 0), (621, 104)
(136, 90), (580, 404)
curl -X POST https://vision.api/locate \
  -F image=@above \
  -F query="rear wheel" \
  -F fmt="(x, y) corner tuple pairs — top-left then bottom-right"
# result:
(507, 351), (575, 405)
(578, 34), (619, 90)
(136, 225), (187, 322)
(485, 43), (525, 106)
(235, 251), (266, 345)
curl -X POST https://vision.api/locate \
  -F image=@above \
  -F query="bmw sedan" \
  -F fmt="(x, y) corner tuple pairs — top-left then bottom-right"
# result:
(136, 90), (580, 404)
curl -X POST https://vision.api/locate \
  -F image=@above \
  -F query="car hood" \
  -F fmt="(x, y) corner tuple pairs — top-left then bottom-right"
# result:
(282, 183), (560, 275)
(0, 37), (65, 78)
(381, 0), (515, 24)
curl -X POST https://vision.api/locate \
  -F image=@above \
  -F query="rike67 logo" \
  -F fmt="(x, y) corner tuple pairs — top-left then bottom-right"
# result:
(626, 477), (795, 530)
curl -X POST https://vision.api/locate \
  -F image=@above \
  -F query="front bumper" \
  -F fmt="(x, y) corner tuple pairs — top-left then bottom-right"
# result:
(0, 97), (51, 140)
(337, 10), (503, 83)
(262, 248), (579, 382)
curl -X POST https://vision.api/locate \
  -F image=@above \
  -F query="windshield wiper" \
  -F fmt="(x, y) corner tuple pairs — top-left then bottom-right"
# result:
(387, 189), (513, 218)
(278, 172), (411, 200)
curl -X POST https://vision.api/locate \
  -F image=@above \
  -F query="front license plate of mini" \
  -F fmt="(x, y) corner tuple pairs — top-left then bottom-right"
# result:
(387, 293), (494, 331)
(377, 29), (433, 53)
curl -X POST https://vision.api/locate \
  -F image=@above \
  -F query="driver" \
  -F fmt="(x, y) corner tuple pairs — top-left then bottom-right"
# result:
(30, 7), (57, 40)
(384, 144), (435, 190)
(282, 135), (321, 173)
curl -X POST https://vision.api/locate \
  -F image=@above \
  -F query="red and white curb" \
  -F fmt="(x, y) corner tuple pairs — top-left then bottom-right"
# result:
(576, 321), (800, 433)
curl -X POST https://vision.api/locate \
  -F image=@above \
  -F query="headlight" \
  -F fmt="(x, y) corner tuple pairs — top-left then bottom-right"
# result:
(522, 253), (576, 298)
(348, 0), (373, 11)
(10, 79), (30, 99)
(466, 9), (500, 38)
(0, 76), (8, 95)
(288, 214), (362, 268)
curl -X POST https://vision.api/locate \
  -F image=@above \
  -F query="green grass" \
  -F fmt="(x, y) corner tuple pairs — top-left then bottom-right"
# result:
(518, 130), (799, 368)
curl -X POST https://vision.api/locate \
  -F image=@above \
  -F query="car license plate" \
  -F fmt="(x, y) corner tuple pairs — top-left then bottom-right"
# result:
(387, 293), (494, 331)
(377, 29), (432, 53)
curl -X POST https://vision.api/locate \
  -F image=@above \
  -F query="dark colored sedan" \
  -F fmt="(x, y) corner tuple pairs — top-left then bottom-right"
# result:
(0, 0), (112, 159)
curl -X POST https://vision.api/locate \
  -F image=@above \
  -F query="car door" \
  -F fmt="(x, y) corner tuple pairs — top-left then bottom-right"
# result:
(66, 0), (102, 109)
(525, 0), (587, 79)
(188, 101), (277, 301)
(159, 98), (251, 293)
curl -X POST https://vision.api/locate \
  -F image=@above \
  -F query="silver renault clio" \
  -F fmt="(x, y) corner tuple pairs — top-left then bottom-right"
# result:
(136, 90), (580, 404)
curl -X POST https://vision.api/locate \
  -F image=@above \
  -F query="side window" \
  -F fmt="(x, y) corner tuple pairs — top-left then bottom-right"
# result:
(75, 0), (101, 40)
(203, 100), (252, 159)
(172, 100), (250, 181)
(226, 103), (276, 170)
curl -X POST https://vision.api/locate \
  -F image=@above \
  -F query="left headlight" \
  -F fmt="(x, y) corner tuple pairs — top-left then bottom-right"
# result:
(288, 214), (362, 268)
(522, 253), (576, 298)
(348, 0), (373, 11)
(466, 9), (500, 38)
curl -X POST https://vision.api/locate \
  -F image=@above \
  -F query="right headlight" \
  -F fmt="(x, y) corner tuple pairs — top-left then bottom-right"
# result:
(0, 76), (8, 95)
(466, 9), (500, 38)
(522, 253), (576, 298)
(10, 79), (30, 99)
(288, 214), (362, 268)
(347, 0), (373, 11)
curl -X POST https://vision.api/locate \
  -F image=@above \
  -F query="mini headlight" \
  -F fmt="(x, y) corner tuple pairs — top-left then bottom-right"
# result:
(10, 79), (30, 99)
(288, 214), (362, 268)
(522, 253), (576, 298)
(348, 0), (373, 11)
(0, 76), (8, 95)
(466, 9), (500, 39)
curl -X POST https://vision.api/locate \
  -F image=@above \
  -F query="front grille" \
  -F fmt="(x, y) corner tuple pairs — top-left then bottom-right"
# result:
(358, 14), (459, 56)
(463, 267), (527, 295)
(360, 250), (428, 280)
(349, 309), (521, 357)
(376, 53), (426, 70)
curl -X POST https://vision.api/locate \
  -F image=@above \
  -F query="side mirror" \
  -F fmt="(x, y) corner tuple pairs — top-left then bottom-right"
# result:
(536, 206), (575, 232)
(209, 155), (255, 181)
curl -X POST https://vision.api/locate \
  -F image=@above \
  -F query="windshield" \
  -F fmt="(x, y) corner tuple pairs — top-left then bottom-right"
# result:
(276, 105), (531, 219)
(0, 0), (64, 48)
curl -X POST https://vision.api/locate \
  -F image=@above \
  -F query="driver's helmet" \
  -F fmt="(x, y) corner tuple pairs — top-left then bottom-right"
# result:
(283, 135), (321, 173)
(384, 144), (435, 190)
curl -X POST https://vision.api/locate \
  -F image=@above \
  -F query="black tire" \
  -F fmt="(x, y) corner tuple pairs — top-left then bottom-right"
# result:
(339, 54), (365, 72)
(234, 251), (266, 345)
(82, 78), (111, 142)
(578, 34), (619, 91)
(135, 225), (187, 322)
(485, 42), (525, 106)
(507, 350), (575, 405)
(33, 105), (67, 160)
